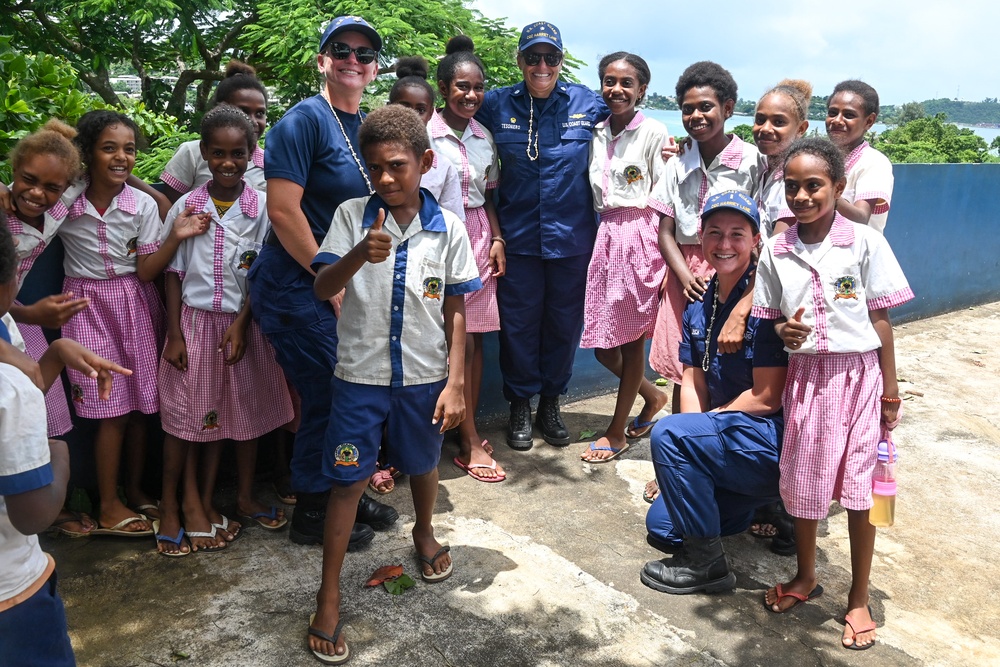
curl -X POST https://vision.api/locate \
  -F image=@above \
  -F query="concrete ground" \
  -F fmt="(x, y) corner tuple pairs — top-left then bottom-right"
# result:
(46, 303), (1000, 666)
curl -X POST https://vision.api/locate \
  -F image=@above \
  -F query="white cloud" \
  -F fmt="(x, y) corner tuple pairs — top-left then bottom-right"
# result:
(471, 0), (1000, 104)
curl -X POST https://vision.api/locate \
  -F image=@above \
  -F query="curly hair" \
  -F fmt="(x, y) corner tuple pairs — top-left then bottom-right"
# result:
(675, 61), (737, 104)
(598, 52), (651, 106)
(74, 110), (140, 167)
(389, 56), (435, 106)
(359, 105), (429, 157)
(831, 80), (880, 118)
(0, 218), (17, 287)
(760, 79), (813, 124)
(783, 136), (846, 183)
(200, 103), (256, 151)
(211, 60), (268, 107)
(9, 119), (81, 181)
(436, 35), (486, 88)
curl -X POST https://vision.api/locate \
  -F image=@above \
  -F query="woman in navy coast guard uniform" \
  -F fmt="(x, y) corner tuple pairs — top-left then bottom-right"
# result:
(476, 21), (608, 450)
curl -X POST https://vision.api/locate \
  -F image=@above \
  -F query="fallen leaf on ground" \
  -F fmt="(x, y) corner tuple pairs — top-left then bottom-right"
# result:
(385, 574), (416, 595)
(580, 429), (597, 439)
(365, 564), (404, 587)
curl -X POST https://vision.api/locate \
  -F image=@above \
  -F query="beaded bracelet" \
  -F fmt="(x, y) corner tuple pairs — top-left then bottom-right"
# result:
(491, 236), (506, 247)
(880, 396), (901, 404)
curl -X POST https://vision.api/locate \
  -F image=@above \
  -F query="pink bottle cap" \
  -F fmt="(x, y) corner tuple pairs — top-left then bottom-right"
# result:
(873, 479), (896, 495)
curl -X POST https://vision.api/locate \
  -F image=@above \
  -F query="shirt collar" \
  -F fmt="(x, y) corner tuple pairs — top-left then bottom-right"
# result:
(251, 146), (265, 169)
(362, 189), (446, 233)
(707, 261), (755, 307)
(718, 134), (745, 170)
(844, 141), (868, 174)
(594, 110), (646, 134)
(67, 182), (137, 219)
(511, 81), (568, 98)
(429, 111), (487, 140)
(774, 213), (855, 255)
(188, 181), (258, 218)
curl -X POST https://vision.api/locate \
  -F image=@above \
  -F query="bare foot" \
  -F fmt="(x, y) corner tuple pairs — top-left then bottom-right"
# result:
(581, 435), (628, 462)
(843, 605), (877, 649)
(764, 576), (821, 613)
(183, 504), (227, 551)
(308, 606), (348, 661)
(127, 491), (161, 520)
(456, 440), (505, 480)
(50, 509), (95, 536)
(155, 509), (189, 556)
(643, 479), (660, 502)
(204, 506), (243, 541)
(236, 499), (285, 528)
(99, 501), (151, 533)
(626, 391), (670, 438)
(413, 527), (451, 578)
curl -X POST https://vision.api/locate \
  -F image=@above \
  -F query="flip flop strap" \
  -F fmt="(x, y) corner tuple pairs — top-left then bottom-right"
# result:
(156, 528), (186, 545)
(308, 619), (345, 645)
(186, 525), (218, 539)
(775, 583), (809, 602)
(418, 545), (451, 567)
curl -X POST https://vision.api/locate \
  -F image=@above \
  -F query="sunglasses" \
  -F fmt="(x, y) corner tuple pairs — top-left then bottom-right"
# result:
(325, 42), (378, 65)
(521, 51), (563, 67)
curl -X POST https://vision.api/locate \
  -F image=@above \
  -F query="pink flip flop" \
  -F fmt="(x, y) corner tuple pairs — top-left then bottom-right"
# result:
(452, 456), (506, 483)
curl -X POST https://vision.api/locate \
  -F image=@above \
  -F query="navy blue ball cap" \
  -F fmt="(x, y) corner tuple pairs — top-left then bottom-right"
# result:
(518, 21), (563, 51)
(320, 16), (382, 53)
(702, 190), (760, 232)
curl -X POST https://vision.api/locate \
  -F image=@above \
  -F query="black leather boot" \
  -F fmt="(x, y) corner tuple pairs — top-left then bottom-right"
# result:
(507, 397), (533, 450)
(640, 536), (736, 594)
(535, 395), (570, 446)
(357, 493), (398, 530)
(289, 490), (374, 551)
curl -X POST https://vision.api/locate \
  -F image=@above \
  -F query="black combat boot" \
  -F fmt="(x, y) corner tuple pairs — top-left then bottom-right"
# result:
(507, 397), (533, 450)
(640, 536), (737, 594)
(289, 490), (374, 551)
(356, 493), (398, 530)
(535, 395), (570, 446)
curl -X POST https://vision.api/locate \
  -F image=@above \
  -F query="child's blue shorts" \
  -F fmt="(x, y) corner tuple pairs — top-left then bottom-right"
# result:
(0, 570), (76, 666)
(323, 376), (448, 484)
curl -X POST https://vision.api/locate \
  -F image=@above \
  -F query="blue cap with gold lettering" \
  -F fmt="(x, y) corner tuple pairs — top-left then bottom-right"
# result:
(702, 190), (760, 232)
(518, 21), (563, 51)
(320, 15), (382, 53)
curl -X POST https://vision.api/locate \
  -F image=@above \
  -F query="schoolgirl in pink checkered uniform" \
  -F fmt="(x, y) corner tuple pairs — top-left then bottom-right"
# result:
(146, 106), (293, 555)
(57, 110), (165, 537)
(648, 61), (765, 412)
(578, 53), (671, 463)
(752, 137), (912, 649)
(430, 37), (507, 482)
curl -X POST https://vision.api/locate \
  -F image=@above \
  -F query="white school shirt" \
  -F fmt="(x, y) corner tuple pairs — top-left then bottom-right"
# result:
(751, 214), (913, 354)
(59, 185), (161, 279)
(1, 314), (25, 352)
(756, 166), (793, 239)
(312, 192), (481, 388)
(0, 362), (51, 602)
(843, 141), (893, 233)
(420, 153), (466, 222)
(428, 111), (499, 210)
(4, 201), (69, 292)
(157, 183), (267, 314)
(663, 135), (766, 245)
(160, 140), (267, 193)
(588, 111), (670, 215)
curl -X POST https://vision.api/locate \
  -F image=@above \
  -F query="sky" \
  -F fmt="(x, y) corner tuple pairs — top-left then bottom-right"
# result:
(470, 0), (1000, 105)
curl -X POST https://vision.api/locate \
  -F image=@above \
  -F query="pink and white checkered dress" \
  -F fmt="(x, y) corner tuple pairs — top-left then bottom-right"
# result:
(60, 273), (164, 419)
(463, 205), (499, 333)
(18, 321), (74, 437)
(780, 350), (883, 519)
(158, 305), (293, 441)
(581, 207), (665, 349)
(648, 245), (714, 383)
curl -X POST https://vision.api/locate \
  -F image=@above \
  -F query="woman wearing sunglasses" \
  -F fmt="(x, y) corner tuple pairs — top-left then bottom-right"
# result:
(476, 22), (608, 452)
(248, 15), (397, 553)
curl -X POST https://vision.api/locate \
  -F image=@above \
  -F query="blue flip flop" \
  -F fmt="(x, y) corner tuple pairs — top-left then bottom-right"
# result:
(625, 408), (670, 438)
(581, 441), (630, 463)
(239, 506), (288, 531)
(153, 522), (189, 558)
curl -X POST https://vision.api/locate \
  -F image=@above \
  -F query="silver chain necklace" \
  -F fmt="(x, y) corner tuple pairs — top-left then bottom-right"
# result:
(526, 96), (540, 161)
(701, 276), (721, 372)
(322, 89), (374, 195)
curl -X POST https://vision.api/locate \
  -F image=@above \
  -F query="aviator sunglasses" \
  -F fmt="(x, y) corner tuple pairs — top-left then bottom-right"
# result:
(520, 51), (563, 67)
(325, 42), (378, 64)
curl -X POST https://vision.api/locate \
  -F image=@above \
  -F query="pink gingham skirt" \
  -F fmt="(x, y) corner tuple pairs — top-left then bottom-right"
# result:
(648, 244), (713, 383)
(158, 305), (293, 442)
(581, 207), (666, 349)
(463, 205), (499, 334)
(19, 321), (74, 437)
(780, 350), (882, 519)
(61, 273), (164, 419)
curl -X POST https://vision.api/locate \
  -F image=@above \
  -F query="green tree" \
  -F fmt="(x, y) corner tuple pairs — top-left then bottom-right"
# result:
(872, 113), (993, 163)
(897, 101), (926, 125)
(731, 124), (754, 144)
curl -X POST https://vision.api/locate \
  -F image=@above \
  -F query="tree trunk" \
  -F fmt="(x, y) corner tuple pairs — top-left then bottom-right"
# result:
(80, 68), (122, 107)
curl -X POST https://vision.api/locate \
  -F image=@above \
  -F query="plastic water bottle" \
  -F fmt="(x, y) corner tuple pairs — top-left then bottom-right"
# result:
(870, 434), (897, 527)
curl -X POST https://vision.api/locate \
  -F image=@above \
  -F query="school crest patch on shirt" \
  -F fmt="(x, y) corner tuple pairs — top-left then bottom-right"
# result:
(624, 165), (644, 184)
(71, 384), (84, 403)
(334, 443), (360, 467)
(833, 276), (858, 300)
(239, 250), (258, 270)
(423, 276), (443, 300)
(126, 236), (138, 256)
(202, 410), (220, 430)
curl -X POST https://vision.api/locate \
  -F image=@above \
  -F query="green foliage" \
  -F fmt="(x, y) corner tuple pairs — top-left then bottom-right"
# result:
(383, 573), (415, 595)
(872, 114), (994, 164)
(644, 92), (677, 111)
(132, 131), (201, 183)
(731, 124), (755, 144)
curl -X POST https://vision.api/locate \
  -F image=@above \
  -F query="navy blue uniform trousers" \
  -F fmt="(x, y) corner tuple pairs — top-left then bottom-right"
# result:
(645, 411), (783, 543)
(496, 253), (590, 401)
(249, 246), (337, 494)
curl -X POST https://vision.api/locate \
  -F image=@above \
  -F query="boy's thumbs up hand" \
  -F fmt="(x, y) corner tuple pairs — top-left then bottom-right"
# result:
(778, 306), (812, 350)
(362, 208), (392, 263)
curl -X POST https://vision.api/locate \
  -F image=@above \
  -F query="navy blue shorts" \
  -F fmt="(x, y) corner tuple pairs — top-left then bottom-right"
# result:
(0, 570), (76, 666)
(323, 377), (448, 484)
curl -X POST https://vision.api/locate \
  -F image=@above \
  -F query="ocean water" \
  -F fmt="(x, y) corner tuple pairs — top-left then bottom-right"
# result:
(642, 109), (1000, 144)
